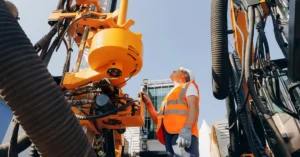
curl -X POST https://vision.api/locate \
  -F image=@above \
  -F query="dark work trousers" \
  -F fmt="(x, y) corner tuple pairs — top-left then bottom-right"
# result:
(162, 124), (199, 157)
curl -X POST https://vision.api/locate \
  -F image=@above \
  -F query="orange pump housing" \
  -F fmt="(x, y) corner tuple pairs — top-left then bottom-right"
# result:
(89, 28), (143, 78)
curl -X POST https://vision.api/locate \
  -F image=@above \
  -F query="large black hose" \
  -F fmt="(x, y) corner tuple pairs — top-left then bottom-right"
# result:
(0, 133), (31, 157)
(211, 0), (230, 100)
(244, 6), (291, 157)
(0, 1), (96, 157)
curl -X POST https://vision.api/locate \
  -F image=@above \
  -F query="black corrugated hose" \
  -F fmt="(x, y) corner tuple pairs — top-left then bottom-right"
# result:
(211, 0), (230, 100)
(0, 1), (96, 157)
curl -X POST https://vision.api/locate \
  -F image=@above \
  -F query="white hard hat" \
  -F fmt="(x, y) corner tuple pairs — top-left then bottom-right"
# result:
(179, 67), (195, 81)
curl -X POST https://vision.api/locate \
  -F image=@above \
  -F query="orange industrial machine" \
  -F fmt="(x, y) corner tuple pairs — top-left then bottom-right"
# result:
(49, 0), (145, 156)
(211, 0), (300, 157)
(0, 0), (145, 157)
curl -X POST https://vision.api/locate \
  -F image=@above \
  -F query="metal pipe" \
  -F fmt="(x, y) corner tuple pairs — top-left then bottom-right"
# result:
(117, 0), (128, 25)
(73, 26), (90, 72)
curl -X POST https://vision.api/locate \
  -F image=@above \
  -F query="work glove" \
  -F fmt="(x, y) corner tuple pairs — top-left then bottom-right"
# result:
(176, 127), (192, 148)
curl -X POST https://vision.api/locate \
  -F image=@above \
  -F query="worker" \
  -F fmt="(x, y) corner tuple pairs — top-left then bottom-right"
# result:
(142, 67), (200, 157)
(4, 0), (19, 20)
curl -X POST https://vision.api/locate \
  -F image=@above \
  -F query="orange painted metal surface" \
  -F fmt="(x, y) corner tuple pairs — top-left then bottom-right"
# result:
(48, 0), (145, 149)
(114, 130), (124, 157)
(89, 28), (143, 76)
(71, 92), (145, 132)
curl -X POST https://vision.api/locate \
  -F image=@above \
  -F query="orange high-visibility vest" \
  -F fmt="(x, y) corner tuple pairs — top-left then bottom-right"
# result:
(156, 81), (200, 145)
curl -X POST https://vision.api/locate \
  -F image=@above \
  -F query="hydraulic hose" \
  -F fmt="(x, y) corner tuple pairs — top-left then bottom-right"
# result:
(225, 92), (240, 156)
(43, 37), (60, 67)
(268, 4), (288, 58)
(234, 21), (246, 91)
(0, 2), (96, 157)
(110, 0), (118, 12)
(229, 53), (268, 157)
(211, 0), (230, 100)
(8, 122), (19, 157)
(244, 6), (291, 157)
(0, 133), (31, 157)
(33, 25), (57, 53)
(56, 0), (66, 10)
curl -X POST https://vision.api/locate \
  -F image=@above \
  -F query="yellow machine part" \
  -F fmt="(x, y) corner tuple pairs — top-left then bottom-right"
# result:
(89, 28), (143, 78)
(61, 27), (143, 89)
(48, 0), (145, 155)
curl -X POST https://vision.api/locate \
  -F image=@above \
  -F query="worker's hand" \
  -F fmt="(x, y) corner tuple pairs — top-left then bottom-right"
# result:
(176, 127), (192, 148)
(141, 92), (152, 106)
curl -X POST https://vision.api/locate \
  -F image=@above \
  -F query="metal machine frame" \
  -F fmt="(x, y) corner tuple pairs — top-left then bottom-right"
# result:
(211, 0), (300, 156)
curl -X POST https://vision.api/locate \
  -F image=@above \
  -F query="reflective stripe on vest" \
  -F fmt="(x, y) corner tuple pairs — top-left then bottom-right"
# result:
(159, 109), (199, 122)
(161, 84), (189, 107)
(158, 82), (199, 116)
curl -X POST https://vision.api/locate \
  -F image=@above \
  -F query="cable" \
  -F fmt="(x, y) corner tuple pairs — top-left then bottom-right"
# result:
(66, 0), (71, 12)
(56, 14), (92, 49)
(263, 72), (299, 119)
(110, 0), (118, 13)
(115, 76), (132, 87)
(114, 69), (137, 88)
(245, 6), (291, 157)
(229, 52), (267, 157)
(266, 1), (288, 58)
(56, 0), (66, 10)
(8, 121), (19, 157)
(34, 24), (58, 54)
(43, 18), (71, 66)
(43, 37), (60, 67)
(78, 107), (102, 133)
(245, 5), (268, 119)
(234, 20), (245, 91)
(255, 7), (270, 67)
